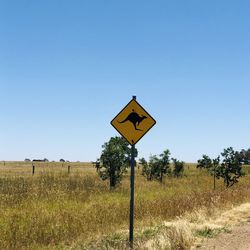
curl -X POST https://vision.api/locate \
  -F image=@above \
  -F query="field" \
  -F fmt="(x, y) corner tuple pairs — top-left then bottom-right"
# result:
(1, 161), (250, 249)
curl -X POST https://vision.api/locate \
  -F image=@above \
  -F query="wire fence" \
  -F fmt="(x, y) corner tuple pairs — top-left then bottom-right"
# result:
(0, 161), (95, 176)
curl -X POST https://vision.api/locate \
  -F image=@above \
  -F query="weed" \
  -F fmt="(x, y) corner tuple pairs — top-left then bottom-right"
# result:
(195, 227), (229, 238)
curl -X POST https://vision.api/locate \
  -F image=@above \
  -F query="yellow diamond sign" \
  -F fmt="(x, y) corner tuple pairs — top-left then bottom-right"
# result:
(111, 98), (156, 145)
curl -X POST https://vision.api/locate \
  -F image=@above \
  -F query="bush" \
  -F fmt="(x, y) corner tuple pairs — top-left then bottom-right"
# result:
(172, 158), (185, 178)
(97, 136), (137, 189)
(141, 149), (171, 182)
(197, 147), (244, 188)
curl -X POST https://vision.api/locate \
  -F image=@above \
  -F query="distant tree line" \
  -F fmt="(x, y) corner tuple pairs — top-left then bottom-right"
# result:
(24, 158), (69, 162)
(240, 148), (250, 164)
(25, 158), (47, 162)
(32, 158), (49, 162)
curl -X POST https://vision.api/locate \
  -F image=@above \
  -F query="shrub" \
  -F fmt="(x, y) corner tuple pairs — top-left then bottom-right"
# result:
(97, 136), (137, 189)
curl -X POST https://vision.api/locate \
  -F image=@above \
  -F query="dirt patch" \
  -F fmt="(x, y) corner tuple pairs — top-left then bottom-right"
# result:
(197, 223), (250, 250)
(191, 203), (250, 250)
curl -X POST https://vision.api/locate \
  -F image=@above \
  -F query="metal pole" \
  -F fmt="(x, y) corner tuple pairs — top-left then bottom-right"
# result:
(129, 144), (135, 248)
(129, 95), (136, 248)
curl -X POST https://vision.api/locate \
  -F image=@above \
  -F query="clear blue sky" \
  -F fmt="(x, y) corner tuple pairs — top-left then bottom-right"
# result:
(0, 0), (249, 162)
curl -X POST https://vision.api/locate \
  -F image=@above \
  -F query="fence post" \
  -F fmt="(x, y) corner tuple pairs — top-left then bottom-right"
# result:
(214, 166), (216, 190)
(32, 164), (35, 175)
(68, 165), (71, 174)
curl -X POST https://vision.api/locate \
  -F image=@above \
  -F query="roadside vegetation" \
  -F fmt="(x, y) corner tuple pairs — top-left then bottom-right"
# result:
(1, 160), (250, 249)
(0, 140), (249, 249)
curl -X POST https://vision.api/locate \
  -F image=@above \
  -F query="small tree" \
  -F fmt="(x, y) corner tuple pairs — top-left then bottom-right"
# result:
(141, 149), (171, 182)
(24, 158), (31, 162)
(172, 158), (185, 178)
(92, 160), (101, 172)
(60, 159), (65, 162)
(98, 136), (137, 189)
(218, 147), (244, 187)
(197, 155), (220, 189)
(198, 147), (244, 188)
(197, 155), (213, 171)
(140, 157), (152, 181)
(157, 150), (171, 182)
(149, 155), (161, 181)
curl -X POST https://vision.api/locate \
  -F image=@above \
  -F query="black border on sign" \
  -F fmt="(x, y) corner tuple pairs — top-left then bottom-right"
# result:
(110, 98), (156, 146)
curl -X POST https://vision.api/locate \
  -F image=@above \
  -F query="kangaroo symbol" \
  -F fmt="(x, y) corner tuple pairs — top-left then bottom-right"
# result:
(119, 110), (147, 131)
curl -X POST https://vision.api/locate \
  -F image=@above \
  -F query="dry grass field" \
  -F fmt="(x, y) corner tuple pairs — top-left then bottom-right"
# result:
(1, 161), (250, 249)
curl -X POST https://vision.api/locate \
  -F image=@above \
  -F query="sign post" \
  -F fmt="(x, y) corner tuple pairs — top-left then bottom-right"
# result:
(129, 143), (135, 246)
(111, 96), (156, 248)
(129, 96), (136, 247)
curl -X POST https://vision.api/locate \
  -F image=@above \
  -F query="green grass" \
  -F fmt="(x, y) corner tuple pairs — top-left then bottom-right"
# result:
(195, 228), (227, 238)
(0, 162), (250, 249)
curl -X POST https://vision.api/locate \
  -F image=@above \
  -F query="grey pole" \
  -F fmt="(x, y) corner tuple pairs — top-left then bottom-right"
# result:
(129, 95), (136, 248)
(129, 144), (136, 247)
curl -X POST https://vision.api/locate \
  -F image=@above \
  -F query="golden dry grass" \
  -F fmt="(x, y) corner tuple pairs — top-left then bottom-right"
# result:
(0, 161), (250, 249)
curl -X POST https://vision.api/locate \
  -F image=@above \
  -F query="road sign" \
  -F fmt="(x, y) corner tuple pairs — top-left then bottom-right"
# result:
(111, 96), (156, 248)
(111, 98), (156, 145)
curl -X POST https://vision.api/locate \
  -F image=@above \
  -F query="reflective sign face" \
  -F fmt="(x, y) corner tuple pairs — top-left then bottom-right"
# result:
(111, 99), (156, 145)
